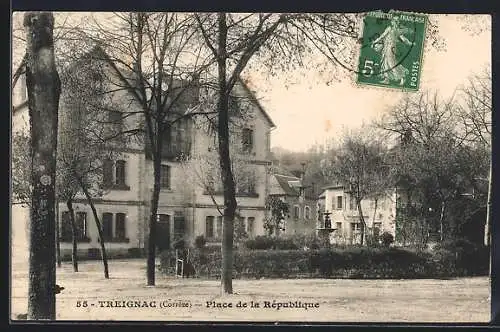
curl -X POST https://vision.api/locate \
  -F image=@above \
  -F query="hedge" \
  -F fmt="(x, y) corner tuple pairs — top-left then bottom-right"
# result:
(159, 244), (489, 279)
(243, 234), (319, 250)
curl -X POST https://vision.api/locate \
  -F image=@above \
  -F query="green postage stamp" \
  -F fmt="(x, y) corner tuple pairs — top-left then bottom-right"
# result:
(356, 11), (427, 90)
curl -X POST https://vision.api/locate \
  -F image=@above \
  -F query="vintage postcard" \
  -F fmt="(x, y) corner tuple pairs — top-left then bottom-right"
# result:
(11, 11), (491, 323)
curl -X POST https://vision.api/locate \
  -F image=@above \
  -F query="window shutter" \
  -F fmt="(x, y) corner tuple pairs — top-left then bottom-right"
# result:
(103, 159), (113, 188)
(205, 216), (214, 238)
(115, 213), (126, 239)
(102, 213), (113, 240)
(115, 160), (126, 185)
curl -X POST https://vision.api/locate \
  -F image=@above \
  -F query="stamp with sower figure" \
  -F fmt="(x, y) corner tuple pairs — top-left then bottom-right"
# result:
(356, 11), (427, 90)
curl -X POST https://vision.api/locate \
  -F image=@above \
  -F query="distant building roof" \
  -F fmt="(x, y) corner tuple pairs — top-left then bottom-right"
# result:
(273, 174), (302, 196)
(321, 183), (345, 190)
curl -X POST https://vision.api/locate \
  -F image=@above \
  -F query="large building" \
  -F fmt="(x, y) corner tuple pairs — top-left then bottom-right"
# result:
(11, 46), (276, 258)
(317, 184), (397, 245)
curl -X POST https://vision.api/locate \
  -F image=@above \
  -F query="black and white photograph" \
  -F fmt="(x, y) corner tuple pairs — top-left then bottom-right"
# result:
(10, 11), (492, 322)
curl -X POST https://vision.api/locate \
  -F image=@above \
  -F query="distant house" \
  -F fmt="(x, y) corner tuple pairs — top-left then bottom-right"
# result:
(318, 184), (397, 245)
(268, 173), (317, 236)
(11, 46), (276, 258)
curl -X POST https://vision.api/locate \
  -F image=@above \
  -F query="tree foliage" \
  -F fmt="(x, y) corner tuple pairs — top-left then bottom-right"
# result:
(378, 89), (489, 244)
(264, 196), (289, 236)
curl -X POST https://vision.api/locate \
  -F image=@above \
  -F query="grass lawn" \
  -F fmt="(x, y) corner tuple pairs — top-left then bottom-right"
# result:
(10, 256), (490, 322)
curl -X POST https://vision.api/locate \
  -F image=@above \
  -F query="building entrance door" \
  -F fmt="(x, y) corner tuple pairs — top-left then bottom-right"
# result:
(156, 214), (171, 251)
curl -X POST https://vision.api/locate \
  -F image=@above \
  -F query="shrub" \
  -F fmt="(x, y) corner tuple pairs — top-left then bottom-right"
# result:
(194, 235), (207, 249)
(274, 237), (299, 250)
(244, 235), (275, 250)
(432, 238), (489, 277)
(244, 234), (320, 250)
(159, 243), (488, 279)
(380, 232), (394, 247)
(127, 248), (144, 258)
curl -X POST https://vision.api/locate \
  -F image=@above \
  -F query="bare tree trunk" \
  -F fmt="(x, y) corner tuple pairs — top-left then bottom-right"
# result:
(55, 200), (61, 267)
(217, 13), (237, 295)
(24, 11), (60, 320)
(76, 176), (110, 279)
(66, 199), (78, 272)
(485, 159), (492, 246)
(439, 201), (446, 242)
(356, 199), (367, 246)
(147, 152), (162, 286)
(372, 198), (378, 226)
(371, 198), (378, 243)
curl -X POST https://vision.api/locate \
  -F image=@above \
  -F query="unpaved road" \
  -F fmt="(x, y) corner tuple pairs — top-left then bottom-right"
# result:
(10, 258), (490, 322)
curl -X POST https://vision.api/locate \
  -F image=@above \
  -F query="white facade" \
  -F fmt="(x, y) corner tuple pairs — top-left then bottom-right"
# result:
(11, 49), (275, 258)
(318, 185), (397, 245)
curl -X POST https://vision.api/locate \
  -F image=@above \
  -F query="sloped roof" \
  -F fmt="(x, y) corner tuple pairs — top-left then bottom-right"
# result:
(321, 183), (345, 190)
(77, 45), (276, 128)
(238, 79), (276, 128)
(274, 174), (301, 197)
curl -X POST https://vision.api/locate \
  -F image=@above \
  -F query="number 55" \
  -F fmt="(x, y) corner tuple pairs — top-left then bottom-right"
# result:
(362, 60), (375, 77)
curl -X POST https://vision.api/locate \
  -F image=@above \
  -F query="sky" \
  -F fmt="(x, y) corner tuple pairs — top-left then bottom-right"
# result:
(12, 13), (491, 153)
(247, 14), (491, 152)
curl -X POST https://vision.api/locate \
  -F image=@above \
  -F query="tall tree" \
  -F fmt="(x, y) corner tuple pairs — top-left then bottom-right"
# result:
(56, 57), (124, 278)
(378, 91), (488, 244)
(458, 69), (491, 246)
(195, 12), (359, 294)
(24, 11), (61, 320)
(76, 13), (210, 285)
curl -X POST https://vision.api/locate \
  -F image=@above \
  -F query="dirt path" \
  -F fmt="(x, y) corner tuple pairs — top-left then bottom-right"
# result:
(10, 259), (490, 322)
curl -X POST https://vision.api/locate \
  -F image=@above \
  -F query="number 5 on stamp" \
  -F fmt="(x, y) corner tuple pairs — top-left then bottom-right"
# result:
(356, 11), (427, 91)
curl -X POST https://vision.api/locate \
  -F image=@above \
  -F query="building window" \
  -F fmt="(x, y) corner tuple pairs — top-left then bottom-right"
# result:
(304, 206), (311, 220)
(102, 212), (127, 241)
(103, 159), (128, 189)
(161, 165), (171, 189)
(115, 160), (126, 186)
(108, 110), (123, 138)
(102, 212), (113, 241)
(242, 128), (254, 152)
(246, 217), (255, 236)
(337, 196), (343, 210)
(205, 216), (215, 239)
(173, 211), (185, 240)
(115, 213), (126, 240)
(236, 172), (256, 195)
(216, 216), (223, 238)
(351, 222), (360, 232)
(60, 211), (87, 242)
(336, 222), (342, 231)
(349, 195), (356, 210)
(293, 205), (300, 219)
(163, 119), (191, 157)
